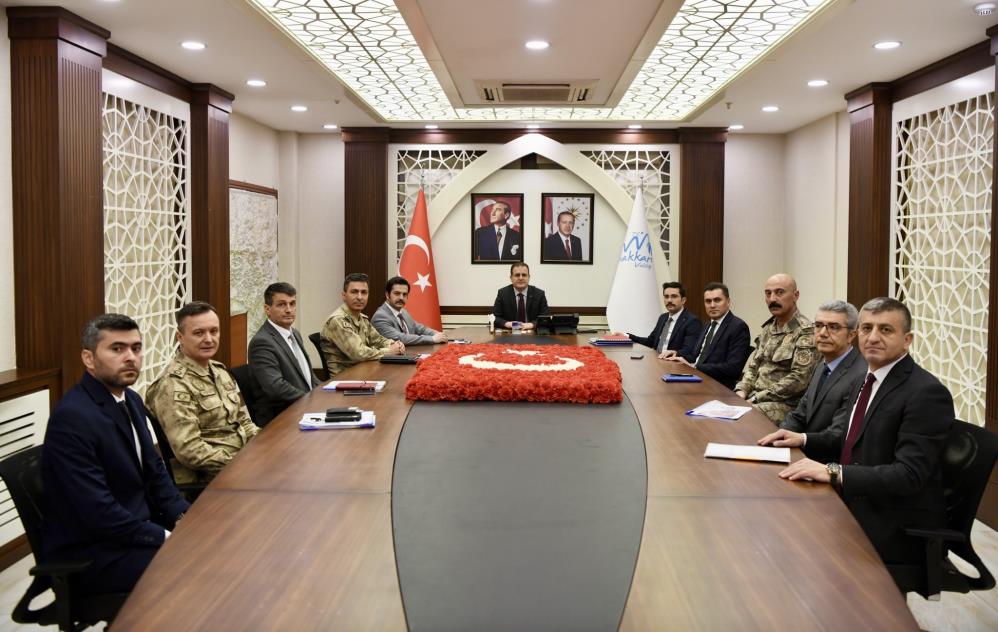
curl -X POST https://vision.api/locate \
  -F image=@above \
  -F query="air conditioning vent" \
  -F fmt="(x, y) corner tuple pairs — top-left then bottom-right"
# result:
(475, 81), (597, 104)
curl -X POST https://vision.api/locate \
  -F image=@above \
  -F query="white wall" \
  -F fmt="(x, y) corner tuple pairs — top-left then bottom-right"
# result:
(229, 113), (280, 189)
(0, 13), (14, 371)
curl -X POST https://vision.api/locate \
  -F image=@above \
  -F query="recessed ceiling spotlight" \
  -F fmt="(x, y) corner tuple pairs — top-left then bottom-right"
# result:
(425, 124), (439, 129)
(526, 124), (540, 129)
(873, 40), (901, 50)
(761, 105), (779, 112)
(807, 79), (829, 88)
(728, 124), (744, 131)
(975, 3), (996, 16)
(628, 124), (643, 129)
(525, 40), (550, 50)
(290, 105), (308, 112)
(323, 124), (338, 130)
(246, 79), (267, 87)
(181, 41), (206, 51)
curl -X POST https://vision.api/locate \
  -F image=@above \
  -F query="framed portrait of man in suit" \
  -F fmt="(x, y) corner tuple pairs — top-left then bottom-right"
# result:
(540, 193), (594, 265)
(471, 193), (524, 264)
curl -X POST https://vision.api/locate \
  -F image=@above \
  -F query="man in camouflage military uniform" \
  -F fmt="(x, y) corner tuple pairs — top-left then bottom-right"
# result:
(146, 302), (258, 485)
(321, 273), (405, 377)
(735, 274), (818, 424)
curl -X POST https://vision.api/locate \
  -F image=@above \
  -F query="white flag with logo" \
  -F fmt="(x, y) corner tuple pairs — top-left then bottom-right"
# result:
(606, 191), (660, 334)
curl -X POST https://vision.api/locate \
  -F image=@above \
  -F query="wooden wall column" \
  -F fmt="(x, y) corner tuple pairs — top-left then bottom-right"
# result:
(190, 85), (235, 365)
(844, 83), (892, 308)
(7, 7), (109, 395)
(342, 128), (389, 318)
(678, 129), (727, 321)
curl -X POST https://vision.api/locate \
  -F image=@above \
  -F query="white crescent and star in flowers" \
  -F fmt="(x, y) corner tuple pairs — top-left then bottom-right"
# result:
(458, 349), (584, 372)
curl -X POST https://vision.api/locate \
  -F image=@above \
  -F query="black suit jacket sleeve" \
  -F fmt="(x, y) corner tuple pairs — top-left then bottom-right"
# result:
(781, 363), (820, 433)
(533, 289), (550, 323)
(249, 329), (310, 405)
(692, 317), (751, 386)
(674, 316), (703, 358)
(133, 396), (190, 522)
(493, 288), (511, 329)
(629, 313), (668, 351)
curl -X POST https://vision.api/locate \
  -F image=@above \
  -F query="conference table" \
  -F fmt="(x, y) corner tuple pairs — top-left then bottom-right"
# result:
(113, 329), (917, 630)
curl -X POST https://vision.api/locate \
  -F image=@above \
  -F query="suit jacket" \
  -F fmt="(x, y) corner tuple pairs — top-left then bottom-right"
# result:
(781, 347), (868, 461)
(542, 232), (583, 261)
(248, 320), (320, 425)
(41, 372), (189, 572)
(372, 301), (439, 345)
(475, 225), (522, 261)
(681, 311), (751, 390)
(808, 355), (953, 564)
(629, 309), (703, 357)
(493, 284), (550, 328)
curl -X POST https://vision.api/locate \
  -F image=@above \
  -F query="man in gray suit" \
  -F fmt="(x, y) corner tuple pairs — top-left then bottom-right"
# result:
(759, 299), (867, 461)
(372, 276), (448, 345)
(248, 282), (320, 425)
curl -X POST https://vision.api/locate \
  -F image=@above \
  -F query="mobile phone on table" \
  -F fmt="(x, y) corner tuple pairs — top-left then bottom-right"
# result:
(629, 353), (644, 359)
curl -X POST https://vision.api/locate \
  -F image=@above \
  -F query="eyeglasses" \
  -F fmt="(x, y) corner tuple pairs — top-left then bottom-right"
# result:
(813, 321), (846, 333)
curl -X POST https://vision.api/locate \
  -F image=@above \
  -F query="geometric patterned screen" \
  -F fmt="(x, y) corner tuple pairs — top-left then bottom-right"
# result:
(892, 92), (993, 427)
(102, 93), (191, 395)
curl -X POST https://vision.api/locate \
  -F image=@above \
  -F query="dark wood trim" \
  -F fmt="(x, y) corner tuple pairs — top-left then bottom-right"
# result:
(341, 128), (390, 143)
(891, 41), (993, 103)
(0, 368), (62, 411)
(191, 83), (234, 113)
(344, 139), (388, 318)
(441, 306), (607, 316)
(845, 82), (891, 113)
(679, 141), (725, 321)
(676, 128), (729, 143)
(103, 43), (192, 103)
(0, 536), (30, 573)
(229, 180), (278, 198)
(981, 43), (998, 530)
(383, 127), (697, 145)
(6, 6), (109, 56)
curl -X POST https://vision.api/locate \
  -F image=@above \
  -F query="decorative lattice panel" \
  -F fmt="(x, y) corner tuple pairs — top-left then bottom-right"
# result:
(395, 149), (486, 262)
(893, 92), (993, 426)
(230, 188), (279, 339)
(102, 93), (190, 394)
(581, 150), (672, 269)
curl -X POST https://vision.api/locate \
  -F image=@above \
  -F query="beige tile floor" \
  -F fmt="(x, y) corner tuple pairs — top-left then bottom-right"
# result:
(0, 522), (995, 631)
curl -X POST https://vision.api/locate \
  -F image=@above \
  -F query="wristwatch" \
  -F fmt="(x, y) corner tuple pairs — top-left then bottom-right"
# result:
(826, 462), (840, 487)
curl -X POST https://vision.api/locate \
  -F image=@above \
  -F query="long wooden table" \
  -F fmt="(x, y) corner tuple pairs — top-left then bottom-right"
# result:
(113, 329), (917, 630)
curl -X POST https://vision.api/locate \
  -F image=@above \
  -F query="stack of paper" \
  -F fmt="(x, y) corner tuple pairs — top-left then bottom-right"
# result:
(704, 442), (790, 464)
(588, 334), (633, 347)
(322, 380), (387, 392)
(686, 400), (752, 421)
(299, 411), (376, 430)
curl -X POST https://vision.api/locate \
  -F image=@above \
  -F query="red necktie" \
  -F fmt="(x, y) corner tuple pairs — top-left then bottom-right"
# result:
(564, 238), (572, 258)
(517, 293), (526, 322)
(840, 373), (877, 464)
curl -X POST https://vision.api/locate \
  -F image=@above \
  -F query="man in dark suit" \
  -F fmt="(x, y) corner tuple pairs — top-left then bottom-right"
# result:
(248, 282), (320, 425)
(492, 263), (550, 331)
(474, 200), (522, 261)
(619, 281), (702, 357)
(762, 298), (953, 565)
(41, 314), (189, 595)
(662, 282), (750, 390)
(542, 211), (583, 261)
(771, 300), (868, 461)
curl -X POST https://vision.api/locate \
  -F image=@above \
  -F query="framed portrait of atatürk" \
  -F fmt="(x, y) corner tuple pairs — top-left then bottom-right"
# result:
(540, 193), (594, 265)
(471, 193), (524, 264)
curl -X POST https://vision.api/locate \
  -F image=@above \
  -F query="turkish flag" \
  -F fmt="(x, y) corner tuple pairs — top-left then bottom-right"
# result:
(398, 189), (443, 331)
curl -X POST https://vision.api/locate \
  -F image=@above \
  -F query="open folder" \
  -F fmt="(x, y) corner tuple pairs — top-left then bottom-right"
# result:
(299, 411), (376, 430)
(704, 442), (790, 464)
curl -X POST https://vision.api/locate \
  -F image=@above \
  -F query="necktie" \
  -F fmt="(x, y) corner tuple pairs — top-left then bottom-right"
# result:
(695, 321), (718, 366)
(659, 317), (671, 352)
(288, 333), (312, 384)
(816, 364), (832, 394)
(517, 292), (526, 322)
(564, 238), (572, 258)
(117, 401), (144, 467)
(496, 228), (502, 246)
(398, 315), (409, 334)
(840, 373), (877, 465)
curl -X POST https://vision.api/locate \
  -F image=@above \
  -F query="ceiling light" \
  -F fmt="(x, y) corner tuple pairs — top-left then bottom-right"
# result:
(323, 124), (338, 130)
(728, 124), (744, 131)
(291, 105), (308, 112)
(761, 105), (779, 112)
(525, 40), (550, 50)
(975, 3), (996, 16)
(526, 124), (540, 129)
(181, 41), (206, 51)
(628, 124), (643, 129)
(807, 79), (829, 88)
(424, 124), (439, 129)
(873, 41), (901, 50)
(246, 79), (267, 87)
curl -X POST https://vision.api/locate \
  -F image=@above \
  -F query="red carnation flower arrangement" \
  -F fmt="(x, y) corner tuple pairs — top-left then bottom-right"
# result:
(405, 344), (623, 404)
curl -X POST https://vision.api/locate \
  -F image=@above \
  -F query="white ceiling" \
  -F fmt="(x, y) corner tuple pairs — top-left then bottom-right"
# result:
(3, 0), (996, 134)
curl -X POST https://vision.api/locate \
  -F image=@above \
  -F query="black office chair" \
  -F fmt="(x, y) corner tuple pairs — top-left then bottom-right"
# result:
(308, 332), (330, 380)
(146, 413), (206, 502)
(888, 419), (998, 599)
(0, 446), (128, 631)
(229, 364), (263, 427)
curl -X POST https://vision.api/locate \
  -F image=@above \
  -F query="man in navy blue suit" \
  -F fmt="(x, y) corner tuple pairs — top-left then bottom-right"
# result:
(620, 281), (702, 358)
(474, 201), (522, 261)
(662, 282), (751, 390)
(41, 314), (189, 595)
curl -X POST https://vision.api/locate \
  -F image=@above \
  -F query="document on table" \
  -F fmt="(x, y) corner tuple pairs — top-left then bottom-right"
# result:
(299, 411), (376, 430)
(704, 442), (790, 464)
(686, 400), (752, 420)
(322, 380), (387, 392)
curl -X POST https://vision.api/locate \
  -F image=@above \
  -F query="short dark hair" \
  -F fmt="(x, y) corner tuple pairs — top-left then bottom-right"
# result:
(264, 282), (297, 305)
(343, 272), (369, 291)
(662, 281), (686, 298)
(703, 282), (729, 298)
(556, 211), (575, 223)
(860, 297), (912, 333)
(176, 301), (217, 330)
(385, 276), (410, 294)
(493, 201), (511, 214)
(81, 314), (140, 352)
(510, 262), (530, 275)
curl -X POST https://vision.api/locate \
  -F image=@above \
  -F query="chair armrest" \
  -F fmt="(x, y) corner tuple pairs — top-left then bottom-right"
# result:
(903, 527), (965, 542)
(29, 559), (92, 577)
